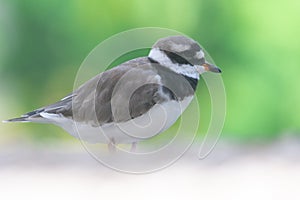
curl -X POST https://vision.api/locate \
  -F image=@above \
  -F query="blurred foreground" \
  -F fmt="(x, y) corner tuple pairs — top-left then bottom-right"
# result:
(1, 135), (300, 200)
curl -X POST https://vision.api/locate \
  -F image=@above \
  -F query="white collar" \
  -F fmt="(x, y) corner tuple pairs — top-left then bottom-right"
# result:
(149, 48), (200, 80)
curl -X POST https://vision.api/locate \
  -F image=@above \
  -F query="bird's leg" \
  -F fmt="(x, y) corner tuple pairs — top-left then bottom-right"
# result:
(130, 142), (137, 152)
(108, 138), (116, 153)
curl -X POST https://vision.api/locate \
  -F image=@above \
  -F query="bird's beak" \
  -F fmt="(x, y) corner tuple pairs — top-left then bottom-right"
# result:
(202, 62), (222, 73)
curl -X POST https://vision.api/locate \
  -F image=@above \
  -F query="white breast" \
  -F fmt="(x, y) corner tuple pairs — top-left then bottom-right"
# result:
(41, 96), (194, 144)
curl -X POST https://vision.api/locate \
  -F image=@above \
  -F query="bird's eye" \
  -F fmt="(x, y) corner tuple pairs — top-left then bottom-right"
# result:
(163, 50), (193, 66)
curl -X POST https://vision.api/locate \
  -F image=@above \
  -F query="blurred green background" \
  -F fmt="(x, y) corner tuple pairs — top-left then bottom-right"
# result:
(0, 0), (299, 143)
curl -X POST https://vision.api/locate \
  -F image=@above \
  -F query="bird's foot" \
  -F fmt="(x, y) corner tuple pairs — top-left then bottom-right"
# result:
(108, 138), (116, 153)
(130, 142), (137, 152)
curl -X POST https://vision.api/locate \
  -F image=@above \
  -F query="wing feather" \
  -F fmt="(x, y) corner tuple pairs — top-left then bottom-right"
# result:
(6, 57), (194, 125)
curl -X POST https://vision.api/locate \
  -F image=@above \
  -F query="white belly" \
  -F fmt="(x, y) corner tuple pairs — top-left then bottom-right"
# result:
(42, 96), (193, 144)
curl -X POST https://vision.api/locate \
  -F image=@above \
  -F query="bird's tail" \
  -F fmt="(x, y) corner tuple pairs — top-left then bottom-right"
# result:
(3, 108), (46, 123)
(3, 95), (73, 124)
(3, 117), (30, 123)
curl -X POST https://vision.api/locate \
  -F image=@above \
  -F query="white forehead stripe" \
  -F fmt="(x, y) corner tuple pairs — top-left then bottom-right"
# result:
(195, 51), (204, 59)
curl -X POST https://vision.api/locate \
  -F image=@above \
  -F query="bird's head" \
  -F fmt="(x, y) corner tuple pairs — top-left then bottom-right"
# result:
(149, 35), (221, 79)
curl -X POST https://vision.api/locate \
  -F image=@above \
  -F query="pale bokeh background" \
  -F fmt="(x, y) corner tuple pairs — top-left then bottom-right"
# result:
(0, 0), (300, 199)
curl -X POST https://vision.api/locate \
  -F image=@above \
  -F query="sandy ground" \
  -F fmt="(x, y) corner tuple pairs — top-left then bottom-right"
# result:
(1, 136), (300, 200)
